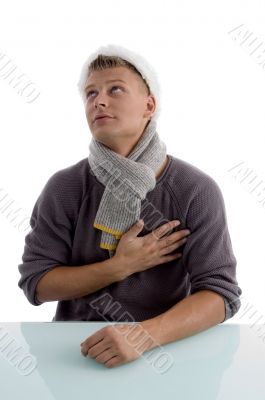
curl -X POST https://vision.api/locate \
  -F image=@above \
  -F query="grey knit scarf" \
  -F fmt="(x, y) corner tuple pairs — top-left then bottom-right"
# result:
(88, 118), (167, 258)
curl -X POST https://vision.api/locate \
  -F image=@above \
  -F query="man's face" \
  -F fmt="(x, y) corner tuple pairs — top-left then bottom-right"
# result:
(84, 66), (156, 150)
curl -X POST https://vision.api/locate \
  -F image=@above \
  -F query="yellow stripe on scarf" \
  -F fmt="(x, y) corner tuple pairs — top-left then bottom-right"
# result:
(99, 242), (117, 250)
(93, 222), (123, 238)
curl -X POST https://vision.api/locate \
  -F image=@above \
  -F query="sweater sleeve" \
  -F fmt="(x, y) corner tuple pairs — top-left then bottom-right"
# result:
(181, 177), (242, 322)
(18, 171), (75, 306)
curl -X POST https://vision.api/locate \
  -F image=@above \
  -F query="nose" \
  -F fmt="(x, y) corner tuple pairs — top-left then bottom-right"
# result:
(93, 91), (108, 109)
(95, 101), (105, 110)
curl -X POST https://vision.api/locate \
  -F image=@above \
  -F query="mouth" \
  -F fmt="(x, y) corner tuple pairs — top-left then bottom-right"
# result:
(94, 116), (114, 123)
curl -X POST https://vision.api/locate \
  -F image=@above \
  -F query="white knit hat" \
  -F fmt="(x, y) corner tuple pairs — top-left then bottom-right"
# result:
(77, 44), (161, 121)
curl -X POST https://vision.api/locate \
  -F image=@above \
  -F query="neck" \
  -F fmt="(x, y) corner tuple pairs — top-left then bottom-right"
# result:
(106, 120), (151, 157)
(155, 155), (168, 180)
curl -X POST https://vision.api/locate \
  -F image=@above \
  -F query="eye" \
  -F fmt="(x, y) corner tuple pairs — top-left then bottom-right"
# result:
(111, 85), (123, 93)
(86, 90), (95, 98)
(86, 85), (123, 98)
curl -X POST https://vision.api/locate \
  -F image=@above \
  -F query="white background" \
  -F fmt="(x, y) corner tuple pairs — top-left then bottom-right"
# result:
(0, 0), (264, 323)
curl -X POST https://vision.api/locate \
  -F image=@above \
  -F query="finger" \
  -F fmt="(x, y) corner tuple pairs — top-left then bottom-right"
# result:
(95, 349), (117, 364)
(104, 355), (121, 368)
(125, 220), (144, 239)
(81, 332), (105, 354)
(152, 220), (180, 241)
(160, 252), (183, 264)
(159, 229), (191, 248)
(81, 339), (104, 357)
(159, 237), (188, 256)
(86, 340), (110, 358)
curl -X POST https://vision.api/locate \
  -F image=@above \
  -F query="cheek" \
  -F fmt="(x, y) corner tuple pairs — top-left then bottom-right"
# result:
(123, 98), (139, 113)
(129, 97), (145, 113)
(85, 105), (93, 122)
(84, 103), (89, 115)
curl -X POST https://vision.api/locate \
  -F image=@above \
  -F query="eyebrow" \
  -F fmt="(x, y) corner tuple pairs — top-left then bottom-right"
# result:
(84, 79), (127, 92)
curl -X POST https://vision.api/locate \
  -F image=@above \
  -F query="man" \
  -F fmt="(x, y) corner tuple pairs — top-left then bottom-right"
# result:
(18, 44), (242, 369)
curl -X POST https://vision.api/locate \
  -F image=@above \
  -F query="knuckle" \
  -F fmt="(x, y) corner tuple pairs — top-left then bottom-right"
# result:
(105, 326), (113, 335)
(156, 222), (170, 238)
(152, 230), (160, 240)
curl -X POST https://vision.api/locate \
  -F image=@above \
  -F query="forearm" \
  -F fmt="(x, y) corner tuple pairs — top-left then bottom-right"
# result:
(36, 256), (127, 303)
(141, 290), (226, 350)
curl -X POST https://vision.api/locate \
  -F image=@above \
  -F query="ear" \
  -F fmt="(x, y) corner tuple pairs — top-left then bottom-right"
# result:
(144, 94), (156, 119)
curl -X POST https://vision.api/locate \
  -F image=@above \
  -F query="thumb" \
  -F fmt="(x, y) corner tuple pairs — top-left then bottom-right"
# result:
(127, 219), (144, 237)
(136, 219), (144, 228)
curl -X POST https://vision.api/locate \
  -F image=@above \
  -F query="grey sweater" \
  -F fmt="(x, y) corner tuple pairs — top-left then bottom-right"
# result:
(18, 154), (242, 322)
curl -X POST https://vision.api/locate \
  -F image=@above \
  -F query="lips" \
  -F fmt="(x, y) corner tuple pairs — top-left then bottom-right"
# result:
(94, 114), (114, 122)
(96, 116), (110, 120)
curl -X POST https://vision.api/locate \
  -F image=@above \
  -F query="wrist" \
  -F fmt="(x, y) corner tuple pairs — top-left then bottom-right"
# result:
(140, 318), (161, 351)
(107, 254), (130, 281)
